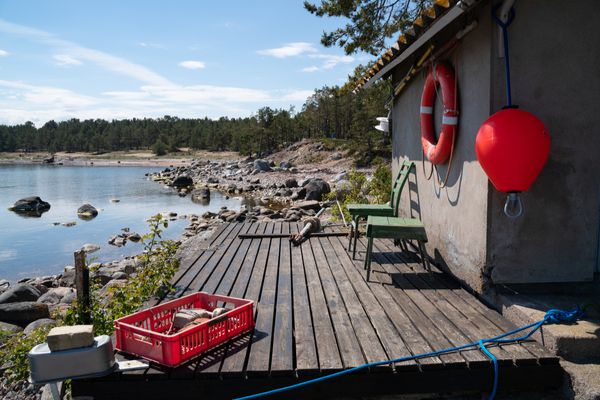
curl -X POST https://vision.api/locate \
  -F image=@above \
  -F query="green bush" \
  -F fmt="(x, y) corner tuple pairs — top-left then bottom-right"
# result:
(327, 161), (393, 223)
(327, 168), (369, 223)
(369, 158), (392, 203)
(152, 140), (167, 156)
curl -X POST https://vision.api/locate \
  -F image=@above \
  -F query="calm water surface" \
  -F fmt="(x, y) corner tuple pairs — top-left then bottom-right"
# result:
(0, 164), (242, 281)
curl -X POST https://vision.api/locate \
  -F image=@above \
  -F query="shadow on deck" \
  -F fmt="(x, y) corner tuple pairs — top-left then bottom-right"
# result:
(74, 222), (561, 399)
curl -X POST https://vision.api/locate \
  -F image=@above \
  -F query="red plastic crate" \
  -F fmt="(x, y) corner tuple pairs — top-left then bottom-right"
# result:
(114, 292), (254, 367)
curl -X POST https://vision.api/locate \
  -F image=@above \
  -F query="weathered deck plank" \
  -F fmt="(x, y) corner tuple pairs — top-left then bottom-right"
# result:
(76, 222), (562, 400)
(290, 222), (319, 373)
(297, 224), (344, 372)
(246, 223), (282, 375)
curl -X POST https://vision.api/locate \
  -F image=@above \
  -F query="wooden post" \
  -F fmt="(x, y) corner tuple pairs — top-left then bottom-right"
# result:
(74, 250), (90, 323)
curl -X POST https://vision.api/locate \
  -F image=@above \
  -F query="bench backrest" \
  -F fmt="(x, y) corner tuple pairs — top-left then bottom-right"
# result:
(390, 160), (415, 217)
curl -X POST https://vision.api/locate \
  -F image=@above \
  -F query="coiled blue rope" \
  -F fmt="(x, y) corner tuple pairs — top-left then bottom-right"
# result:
(233, 307), (584, 400)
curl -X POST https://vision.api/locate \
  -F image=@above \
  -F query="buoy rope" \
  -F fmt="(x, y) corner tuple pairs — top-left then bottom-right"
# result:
(233, 307), (585, 400)
(492, 3), (516, 108)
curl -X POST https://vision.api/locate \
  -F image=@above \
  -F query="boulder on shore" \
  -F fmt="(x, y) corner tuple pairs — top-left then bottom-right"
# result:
(284, 178), (298, 188)
(0, 321), (23, 335)
(253, 159), (271, 172)
(172, 175), (194, 187)
(24, 318), (56, 336)
(9, 196), (51, 217)
(303, 178), (331, 201)
(77, 204), (98, 219)
(0, 284), (41, 304)
(191, 187), (211, 202)
(0, 302), (50, 327)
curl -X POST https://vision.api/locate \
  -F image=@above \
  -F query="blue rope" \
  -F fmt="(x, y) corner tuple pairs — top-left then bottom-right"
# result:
(478, 340), (498, 400)
(232, 307), (584, 400)
(492, 4), (515, 108)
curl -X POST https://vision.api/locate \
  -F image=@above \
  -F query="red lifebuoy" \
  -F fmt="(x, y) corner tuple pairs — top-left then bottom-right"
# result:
(420, 62), (458, 165)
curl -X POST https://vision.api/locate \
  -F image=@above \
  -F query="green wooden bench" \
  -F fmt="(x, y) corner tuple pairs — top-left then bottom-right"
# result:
(364, 216), (429, 281)
(347, 160), (414, 259)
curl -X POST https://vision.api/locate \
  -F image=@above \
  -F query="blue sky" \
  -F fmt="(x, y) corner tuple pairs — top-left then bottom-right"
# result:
(0, 0), (371, 125)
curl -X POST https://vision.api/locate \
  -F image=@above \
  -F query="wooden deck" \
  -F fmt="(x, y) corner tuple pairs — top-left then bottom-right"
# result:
(75, 222), (562, 399)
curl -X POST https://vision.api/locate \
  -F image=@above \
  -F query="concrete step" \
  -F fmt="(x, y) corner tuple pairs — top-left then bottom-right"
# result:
(562, 359), (600, 400)
(495, 293), (600, 361)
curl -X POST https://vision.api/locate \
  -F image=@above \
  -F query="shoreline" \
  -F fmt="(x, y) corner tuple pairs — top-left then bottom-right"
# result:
(0, 149), (240, 168)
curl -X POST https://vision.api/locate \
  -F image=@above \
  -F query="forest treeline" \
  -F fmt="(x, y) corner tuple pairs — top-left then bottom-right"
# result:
(0, 68), (391, 164)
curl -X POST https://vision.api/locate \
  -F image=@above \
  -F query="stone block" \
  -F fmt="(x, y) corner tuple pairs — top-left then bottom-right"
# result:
(47, 325), (94, 351)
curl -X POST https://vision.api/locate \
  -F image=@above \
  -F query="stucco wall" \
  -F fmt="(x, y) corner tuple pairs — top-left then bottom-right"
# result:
(487, 0), (600, 283)
(392, 4), (492, 292)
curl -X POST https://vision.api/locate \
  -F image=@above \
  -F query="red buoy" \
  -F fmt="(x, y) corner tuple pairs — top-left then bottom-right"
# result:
(476, 108), (550, 192)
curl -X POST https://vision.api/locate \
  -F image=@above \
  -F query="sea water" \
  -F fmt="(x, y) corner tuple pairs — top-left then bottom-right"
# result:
(0, 164), (241, 281)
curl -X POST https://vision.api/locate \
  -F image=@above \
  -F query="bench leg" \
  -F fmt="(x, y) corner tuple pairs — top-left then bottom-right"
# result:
(417, 241), (430, 272)
(364, 236), (373, 282)
(348, 217), (354, 251)
(352, 216), (360, 260)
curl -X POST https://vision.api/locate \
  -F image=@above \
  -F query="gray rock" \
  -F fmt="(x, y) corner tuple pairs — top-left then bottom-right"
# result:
(112, 272), (128, 280)
(60, 290), (76, 304)
(284, 178), (298, 188)
(0, 279), (9, 294)
(253, 159), (272, 172)
(24, 318), (56, 336)
(127, 232), (141, 242)
(0, 284), (41, 304)
(0, 321), (23, 335)
(91, 271), (112, 286)
(202, 211), (217, 219)
(335, 179), (352, 196)
(61, 221), (77, 227)
(38, 287), (74, 305)
(279, 161), (292, 169)
(77, 204), (98, 219)
(294, 200), (321, 211)
(191, 187), (211, 201)
(332, 171), (348, 182)
(108, 236), (126, 247)
(8, 196), (51, 214)
(0, 302), (50, 327)
(81, 243), (100, 253)
(331, 151), (343, 160)
(59, 266), (76, 287)
(304, 178), (331, 201)
(172, 175), (194, 187)
(207, 177), (219, 184)
(299, 177), (313, 187)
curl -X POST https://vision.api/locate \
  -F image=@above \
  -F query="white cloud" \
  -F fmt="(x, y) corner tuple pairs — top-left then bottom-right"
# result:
(179, 60), (206, 70)
(0, 49), (8, 56)
(0, 79), (312, 126)
(301, 66), (319, 73)
(260, 41), (354, 71)
(0, 19), (172, 86)
(257, 42), (316, 58)
(53, 54), (82, 66)
(138, 42), (165, 49)
(308, 54), (354, 69)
